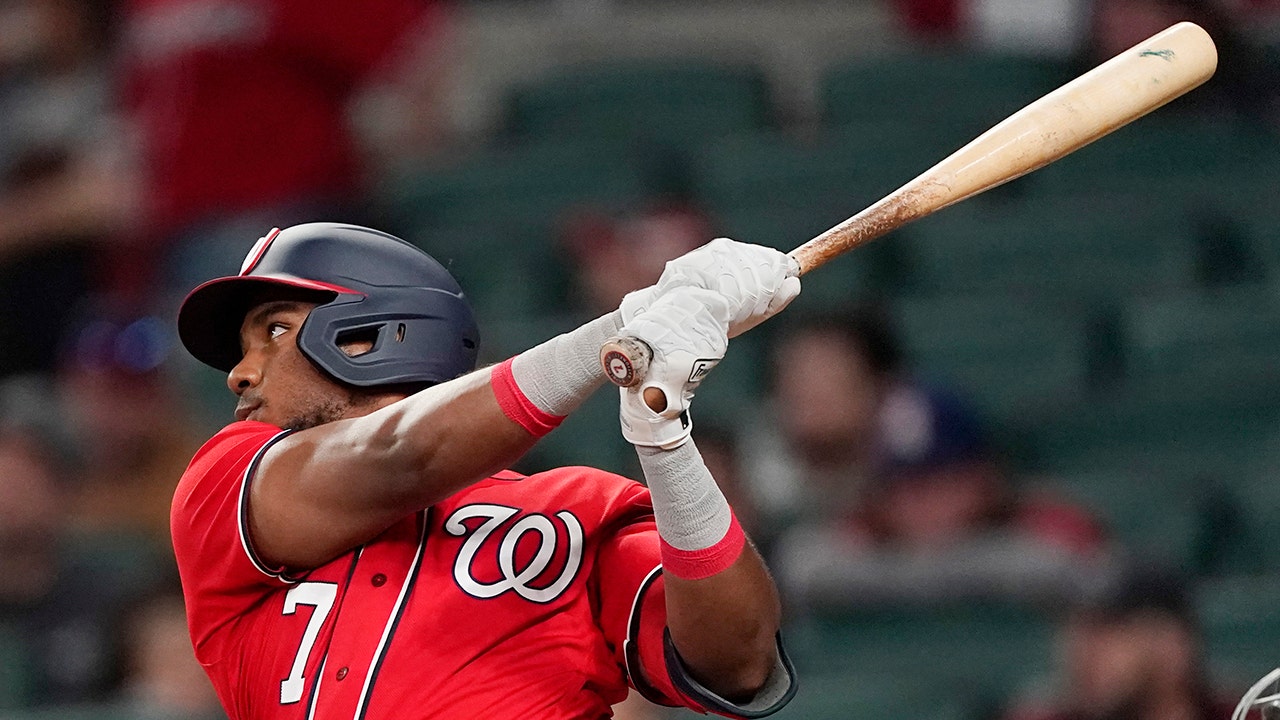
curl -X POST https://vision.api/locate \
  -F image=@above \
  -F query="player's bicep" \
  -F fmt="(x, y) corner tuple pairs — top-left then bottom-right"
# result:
(594, 518), (683, 706)
(246, 419), (411, 573)
(246, 370), (535, 572)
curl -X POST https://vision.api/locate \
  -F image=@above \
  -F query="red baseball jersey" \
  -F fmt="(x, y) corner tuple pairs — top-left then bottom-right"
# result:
(172, 421), (791, 719)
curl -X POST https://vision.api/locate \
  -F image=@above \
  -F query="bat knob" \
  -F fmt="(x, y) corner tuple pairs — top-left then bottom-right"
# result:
(600, 336), (651, 388)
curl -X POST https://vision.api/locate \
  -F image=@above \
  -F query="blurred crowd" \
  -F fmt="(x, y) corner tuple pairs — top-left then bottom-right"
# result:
(1, 0), (1278, 718)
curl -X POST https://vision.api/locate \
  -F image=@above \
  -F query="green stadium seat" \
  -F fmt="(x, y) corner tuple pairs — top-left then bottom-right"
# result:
(692, 124), (972, 217)
(788, 605), (1056, 702)
(401, 221), (570, 325)
(379, 137), (650, 233)
(902, 196), (1196, 299)
(1199, 573), (1280, 681)
(821, 51), (1071, 135)
(889, 294), (1094, 424)
(1018, 379), (1280, 481)
(767, 671), (978, 720)
(1121, 287), (1280, 381)
(1035, 118), (1280, 198)
(504, 60), (771, 149)
(1245, 211), (1280, 279)
(1209, 436), (1280, 575)
(0, 704), (226, 720)
(1025, 470), (1206, 568)
(0, 625), (31, 710)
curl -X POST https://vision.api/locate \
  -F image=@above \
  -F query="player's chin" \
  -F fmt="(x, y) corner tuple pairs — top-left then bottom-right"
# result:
(281, 402), (349, 432)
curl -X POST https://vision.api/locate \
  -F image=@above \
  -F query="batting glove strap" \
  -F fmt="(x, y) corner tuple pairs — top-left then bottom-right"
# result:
(654, 237), (802, 337)
(619, 387), (693, 450)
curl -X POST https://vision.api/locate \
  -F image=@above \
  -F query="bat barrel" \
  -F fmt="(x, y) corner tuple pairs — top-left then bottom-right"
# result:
(604, 22), (1217, 391)
(789, 21), (1217, 275)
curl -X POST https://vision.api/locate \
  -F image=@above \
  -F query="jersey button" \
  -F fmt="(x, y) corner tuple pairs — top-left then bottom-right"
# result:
(336, 667), (348, 681)
(371, 573), (387, 587)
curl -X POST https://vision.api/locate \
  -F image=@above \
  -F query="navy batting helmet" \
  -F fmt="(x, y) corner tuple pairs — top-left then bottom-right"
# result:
(177, 222), (479, 387)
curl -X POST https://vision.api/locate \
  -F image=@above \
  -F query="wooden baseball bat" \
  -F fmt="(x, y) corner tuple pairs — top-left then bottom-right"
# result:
(601, 21), (1218, 403)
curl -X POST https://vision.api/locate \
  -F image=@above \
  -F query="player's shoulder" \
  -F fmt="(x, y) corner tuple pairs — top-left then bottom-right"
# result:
(180, 421), (287, 486)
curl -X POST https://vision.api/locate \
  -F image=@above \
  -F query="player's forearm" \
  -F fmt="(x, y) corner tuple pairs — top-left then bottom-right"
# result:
(353, 310), (625, 504)
(664, 547), (782, 701)
(636, 441), (782, 701)
(353, 369), (537, 504)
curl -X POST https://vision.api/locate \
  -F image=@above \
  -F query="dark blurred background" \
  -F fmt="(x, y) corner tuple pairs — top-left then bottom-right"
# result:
(0, 0), (1278, 718)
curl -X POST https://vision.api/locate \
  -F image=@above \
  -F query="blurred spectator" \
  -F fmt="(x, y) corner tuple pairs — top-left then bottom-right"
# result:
(112, 0), (459, 302)
(892, 0), (965, 41)
(560, 202), (713, 318)
(1006, 562), (1237, 720)
(696, 423), (765, 541)
(969, 0), (1089, 57)
(892, 0), (1090, 56)
(0, 0), (136, 378)
(56, 303), (204, 546)
(744, 307), (1105, 611)
(115, 591), (224, 719)
(0, 376), (165, 707)
(739, 307), (907, 535)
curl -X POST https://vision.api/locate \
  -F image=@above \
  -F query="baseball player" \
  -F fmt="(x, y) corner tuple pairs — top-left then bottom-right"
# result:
(171, 223), (801, 718)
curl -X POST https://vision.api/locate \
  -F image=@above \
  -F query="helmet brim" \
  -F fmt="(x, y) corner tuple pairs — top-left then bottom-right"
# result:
(178, 275), (355, 373)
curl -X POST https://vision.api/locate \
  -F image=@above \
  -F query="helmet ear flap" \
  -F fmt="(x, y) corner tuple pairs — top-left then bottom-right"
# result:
(297, 289), (479, 387)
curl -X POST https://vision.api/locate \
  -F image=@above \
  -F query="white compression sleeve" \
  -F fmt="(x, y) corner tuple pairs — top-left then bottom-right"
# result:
(636, 440), (735, 556)
(509, 310), (622, 417)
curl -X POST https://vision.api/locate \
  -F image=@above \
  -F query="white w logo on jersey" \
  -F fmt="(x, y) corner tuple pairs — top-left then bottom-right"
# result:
(444, 504), (584, 604)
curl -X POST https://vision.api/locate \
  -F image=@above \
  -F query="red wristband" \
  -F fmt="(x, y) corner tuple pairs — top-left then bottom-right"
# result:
(659, 513), (746, 580)
(490, 359), (564, 437)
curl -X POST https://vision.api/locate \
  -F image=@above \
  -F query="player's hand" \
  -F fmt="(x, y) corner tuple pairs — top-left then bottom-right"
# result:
(617, 288), (728, 449)
(620, 238), (801, 337)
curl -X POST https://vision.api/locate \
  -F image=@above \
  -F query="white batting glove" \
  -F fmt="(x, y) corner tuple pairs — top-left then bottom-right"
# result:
(618, 288), (729, 450)
(619, 238), (801, 336)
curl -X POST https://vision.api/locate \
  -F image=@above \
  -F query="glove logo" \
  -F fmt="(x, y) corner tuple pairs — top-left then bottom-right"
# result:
(688, 358), (720, 384)
(444, 504), (583, 604)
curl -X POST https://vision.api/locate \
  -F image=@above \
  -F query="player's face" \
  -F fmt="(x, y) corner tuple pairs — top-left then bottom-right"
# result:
(228, 300), (363, 431)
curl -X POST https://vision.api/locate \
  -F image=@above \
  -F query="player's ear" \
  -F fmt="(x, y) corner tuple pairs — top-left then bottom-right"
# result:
(336, 327), (380, 357)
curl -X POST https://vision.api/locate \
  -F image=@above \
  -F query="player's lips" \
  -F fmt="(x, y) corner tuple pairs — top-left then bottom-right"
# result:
(235, 402), (261, 422)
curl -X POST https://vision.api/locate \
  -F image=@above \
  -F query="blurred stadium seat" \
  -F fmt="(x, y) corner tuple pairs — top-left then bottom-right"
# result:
(503, 59), (773, 194)
(821, 50), (1071, 136)
(379, 136), (650, 232)
(788, 605), (1055, 704)
(1035, 118), (1280, 197)
(691, 124), (965, 217)
(767, 671), (979, 720)
(890, 293), (1094, 423)
(902, 197), (1197, 299)
(1199, 573), (1280, 682)
(503, 59), (771, 147)
(0, 627), (30, 710)
(1026, 469), (1207, 568)
(1121, 286), (1280, 382)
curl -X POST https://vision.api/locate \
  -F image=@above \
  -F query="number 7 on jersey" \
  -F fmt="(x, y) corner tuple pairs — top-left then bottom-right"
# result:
(281, 582), (338, 704)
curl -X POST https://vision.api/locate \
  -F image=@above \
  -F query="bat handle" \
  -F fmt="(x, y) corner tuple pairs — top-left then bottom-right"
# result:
(601, 335), (651, 388)
(602, 335), (677, 413)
